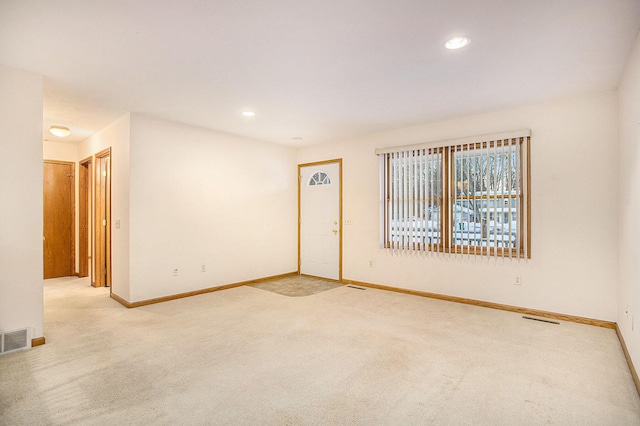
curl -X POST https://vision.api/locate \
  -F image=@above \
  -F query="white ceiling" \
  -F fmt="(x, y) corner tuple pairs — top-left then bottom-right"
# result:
(1, 0), (639, 146)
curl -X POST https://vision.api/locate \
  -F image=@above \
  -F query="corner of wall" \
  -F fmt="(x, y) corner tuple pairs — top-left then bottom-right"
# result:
(0, 65), (45, 338)
(78, 113), (132, 302)
(617, 27), (640, 386)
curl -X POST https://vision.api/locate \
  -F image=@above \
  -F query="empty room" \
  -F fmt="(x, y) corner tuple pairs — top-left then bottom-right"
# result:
(2, 0), (640, 424)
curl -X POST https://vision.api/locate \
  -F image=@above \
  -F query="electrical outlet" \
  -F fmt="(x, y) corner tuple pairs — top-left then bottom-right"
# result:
(369, 260), (373, 268)
(514, 276), (522, 286)
(201, 264), (206, 273)
(172, 268), (179, 276)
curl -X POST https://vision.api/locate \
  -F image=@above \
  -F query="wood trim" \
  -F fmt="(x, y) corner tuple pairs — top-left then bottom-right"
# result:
(94, 147), (111, 159)
(338, 159), (343, 281)
(78, 157), (91, 278)
(249, 272), (298, 283)
(106, 153), (111, 289)
(94, 148), (111, 288)
(298, 158), (344, 168)
(298, 165), (301, 274)
(443, 147), (451, 250)
(110, 272), (299, 308)
(616, 324), (640, 397)
(341, 279), (616, 329)
(384, 154), (389, 246)
(31, 337), (46, 347)
(93, 153), (103, 287)
(43, 159), (74, 166)
(297, 159), (343, 280)
(526, 136), (532, 258)
(82, 156), (96, 284)
(109, 292), (132, 308)
(299, 273), (342, 283)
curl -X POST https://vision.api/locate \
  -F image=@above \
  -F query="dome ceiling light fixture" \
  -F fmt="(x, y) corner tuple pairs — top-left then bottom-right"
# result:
(49, 125), (71, 137)
(445, 35), (471, 50)
(241, 111), (255, 117)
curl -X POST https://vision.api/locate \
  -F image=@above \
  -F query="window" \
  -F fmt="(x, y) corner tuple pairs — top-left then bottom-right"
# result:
(378, 131), (530, 258)
(309, 171), (331, 186)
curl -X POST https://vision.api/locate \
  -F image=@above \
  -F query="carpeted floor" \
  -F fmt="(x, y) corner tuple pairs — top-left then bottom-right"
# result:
(1, 276), (639, 425)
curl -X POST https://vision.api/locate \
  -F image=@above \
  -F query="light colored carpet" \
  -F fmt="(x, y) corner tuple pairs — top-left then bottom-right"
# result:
(1, 276), (639, 425)
(250, 275), (342, 297)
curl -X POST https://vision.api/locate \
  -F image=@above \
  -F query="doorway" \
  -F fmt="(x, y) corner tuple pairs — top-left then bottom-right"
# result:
(43, 160), (75, 279)
(94, 148), (111, 288)
(79, 157), (92, 280)
(298, 159), (342, 281)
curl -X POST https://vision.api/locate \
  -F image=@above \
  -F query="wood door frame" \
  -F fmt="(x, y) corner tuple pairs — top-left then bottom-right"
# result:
(297, 158), (343, 282)
(43, 159), (76, 278)
(94, 148), (112, 288)
(79, 156), (92, 279)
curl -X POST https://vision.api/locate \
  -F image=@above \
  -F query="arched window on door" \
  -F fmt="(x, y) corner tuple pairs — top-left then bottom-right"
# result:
(308, 171), (331, 186)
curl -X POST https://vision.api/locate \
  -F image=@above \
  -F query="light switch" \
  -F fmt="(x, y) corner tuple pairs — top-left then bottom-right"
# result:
(115, 219), (121, 229)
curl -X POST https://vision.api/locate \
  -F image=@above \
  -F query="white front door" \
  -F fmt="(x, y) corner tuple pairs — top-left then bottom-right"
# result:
(299, 160), (341, 280)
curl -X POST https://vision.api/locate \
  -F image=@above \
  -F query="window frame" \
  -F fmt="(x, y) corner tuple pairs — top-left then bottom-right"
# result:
(380, 135), (530, 259)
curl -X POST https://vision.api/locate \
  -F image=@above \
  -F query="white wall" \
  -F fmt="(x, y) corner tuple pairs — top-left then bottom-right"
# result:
(618, 31), (640, 371)
(0, 65), (44, 340)
(299, 91), (619, 321)
(43, 140), (77, 162)
(78, 113), (131, 300)
(127, 114), (298, 302)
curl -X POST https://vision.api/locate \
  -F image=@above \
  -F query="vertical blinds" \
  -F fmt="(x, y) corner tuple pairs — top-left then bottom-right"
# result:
(378, 130), (530, 259)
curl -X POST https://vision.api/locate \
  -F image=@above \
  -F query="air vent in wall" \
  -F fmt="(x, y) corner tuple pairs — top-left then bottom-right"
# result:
(1, 328), (30, 354)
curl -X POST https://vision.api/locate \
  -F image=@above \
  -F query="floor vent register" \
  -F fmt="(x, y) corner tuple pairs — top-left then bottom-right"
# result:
(522, 316), (560, 325)
(0, 328), (30, 354)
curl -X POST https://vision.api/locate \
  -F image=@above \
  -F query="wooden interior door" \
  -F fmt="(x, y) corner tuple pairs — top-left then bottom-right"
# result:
(94, 149), (111, 287)
(43, 160), (75, 279)
(79, 158), (91, 278)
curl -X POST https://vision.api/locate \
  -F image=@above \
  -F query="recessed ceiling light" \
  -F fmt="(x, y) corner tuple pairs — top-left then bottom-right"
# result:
(292, 137), (303, 141)
(242, 111), (255, 117)
(445, 35), (471, 50)
(49, 125), (71, 137)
